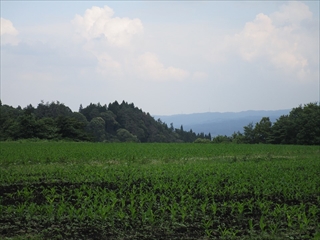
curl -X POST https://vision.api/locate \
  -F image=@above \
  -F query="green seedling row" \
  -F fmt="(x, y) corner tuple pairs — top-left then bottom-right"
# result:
(0, 142), (319, 239)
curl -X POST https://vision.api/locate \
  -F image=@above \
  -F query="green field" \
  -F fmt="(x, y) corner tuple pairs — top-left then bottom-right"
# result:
(0, 142), (319, 239)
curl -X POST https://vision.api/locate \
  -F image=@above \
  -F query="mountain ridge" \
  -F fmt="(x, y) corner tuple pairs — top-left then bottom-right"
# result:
(155, 109), (291, 136)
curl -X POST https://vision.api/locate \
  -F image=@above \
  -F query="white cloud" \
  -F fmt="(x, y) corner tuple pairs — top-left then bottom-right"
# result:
(71, 5), (190, 82)
(1, 1), (318, 115)
(235, 13), (274, 61)
(270, 1), (312, 28)
(233, 1), (314, 80)
(72, 5), (143, 47)
(0, 17), (19, 45)
(134, 52), (189, 81)
(0, 18), (18, 35)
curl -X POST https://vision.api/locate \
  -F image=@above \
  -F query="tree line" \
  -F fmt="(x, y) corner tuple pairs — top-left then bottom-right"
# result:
(0, 100), (209, 142)
(0, 100), (318, 144)
(204, 102), (319, 145)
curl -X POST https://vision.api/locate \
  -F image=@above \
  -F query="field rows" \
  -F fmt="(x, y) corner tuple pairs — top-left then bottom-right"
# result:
(0, 142), (319, 239)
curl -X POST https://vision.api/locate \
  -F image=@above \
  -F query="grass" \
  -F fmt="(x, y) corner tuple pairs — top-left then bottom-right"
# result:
(0, 142), (319, 239)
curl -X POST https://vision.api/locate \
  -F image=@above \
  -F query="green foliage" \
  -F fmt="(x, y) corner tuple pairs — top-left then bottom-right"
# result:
(35, 101), (73, 119)
(231, 131), (245, 143)
(0, 143), (319, 239)
(71, 112), (88, 126)
(37, 117), (60, 139)
(0, 103), (90, 141)
(211, 135), (232, 143)
(255, 117), (272, 144)
(116, 128), (139, 142)
(1, 101), (319, 144)
(243, 122), (256, 144)
(0, 104), (22, 140)
(0, 101), (202, 143)
(55, 116), (91, 141)
(76, 100), (201, 142)
(87, 117), (106, 142)
(79, 102), (107, 122)
(99, 111), (119, 134)
(267, 102), (320, 145)
(194, 138), (211, 143)
(240, 102), (320, 145)
(267, 115), (292, 144)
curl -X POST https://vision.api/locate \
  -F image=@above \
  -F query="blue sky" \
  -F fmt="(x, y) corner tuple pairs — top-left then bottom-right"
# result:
(1, 1), (319, 115)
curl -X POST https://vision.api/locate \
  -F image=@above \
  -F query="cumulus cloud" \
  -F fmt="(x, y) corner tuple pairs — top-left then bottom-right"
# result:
(235, 13), (274, 61)
(71, 5), (202, 82)
(233, 1), (314, 80)
(72, 5), (143, 47)
(270, 1), (312, 28)
(1, 17), (19, 45)
(134, 52), (189, 82)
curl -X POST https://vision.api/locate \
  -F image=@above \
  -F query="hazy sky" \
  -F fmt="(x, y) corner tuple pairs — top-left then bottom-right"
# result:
(1, 1), (319, 115)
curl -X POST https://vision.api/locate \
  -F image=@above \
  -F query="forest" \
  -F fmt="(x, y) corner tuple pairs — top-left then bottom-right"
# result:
(0, 100), (319, 145)
(0, 100), (207, 143)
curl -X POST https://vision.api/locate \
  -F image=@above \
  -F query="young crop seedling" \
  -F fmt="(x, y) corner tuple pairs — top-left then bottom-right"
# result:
(1, 142), (319, 239)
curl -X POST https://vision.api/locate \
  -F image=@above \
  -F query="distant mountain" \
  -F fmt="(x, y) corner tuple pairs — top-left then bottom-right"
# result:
(155, 109), (291, 137)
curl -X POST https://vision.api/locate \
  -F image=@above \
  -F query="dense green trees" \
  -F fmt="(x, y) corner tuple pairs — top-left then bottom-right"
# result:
(0, 101), (90, 141)
(0, 100), (318, 144)
(202, 102), (319, 145)
(79, 100), (201, 142)
(241, 117), (272, 144)
(0, 100), (201, 142)
(239, 102), (319, 145)
(266, 103), (320, 145)
(116, 128), (139, 142)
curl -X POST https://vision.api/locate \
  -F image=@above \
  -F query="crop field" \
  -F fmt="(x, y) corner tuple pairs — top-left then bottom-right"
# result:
(0, 142), (319, 239)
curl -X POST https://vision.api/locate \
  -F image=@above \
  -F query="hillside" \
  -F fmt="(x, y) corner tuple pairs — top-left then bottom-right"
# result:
(0, 100), (202, 142)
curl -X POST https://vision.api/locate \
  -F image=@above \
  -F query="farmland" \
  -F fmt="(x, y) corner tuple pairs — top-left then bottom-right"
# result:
(0, 142), (319, 239)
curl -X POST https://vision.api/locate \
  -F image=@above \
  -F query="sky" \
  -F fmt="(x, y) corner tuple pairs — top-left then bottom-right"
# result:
(1, 1), (319, 115)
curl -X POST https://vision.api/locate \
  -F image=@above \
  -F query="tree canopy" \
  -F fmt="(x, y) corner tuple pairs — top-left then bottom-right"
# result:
(0, 100), (318, 144)
(0, 100), (201, 142)
(216, 102), (319, 145)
